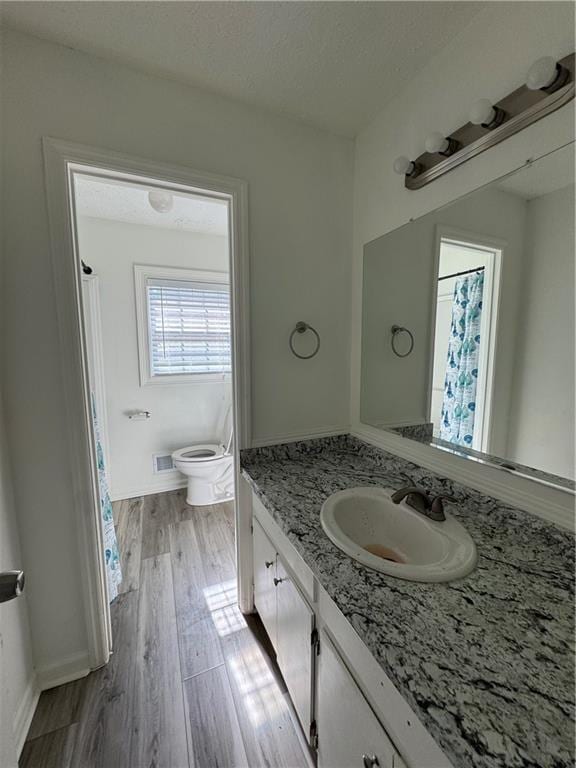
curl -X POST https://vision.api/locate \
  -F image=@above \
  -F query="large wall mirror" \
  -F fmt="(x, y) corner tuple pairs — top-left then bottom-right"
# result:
(361, 143), (575, 490)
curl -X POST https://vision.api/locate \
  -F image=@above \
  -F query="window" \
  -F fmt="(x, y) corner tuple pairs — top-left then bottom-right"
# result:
(135, 266), (231, 385)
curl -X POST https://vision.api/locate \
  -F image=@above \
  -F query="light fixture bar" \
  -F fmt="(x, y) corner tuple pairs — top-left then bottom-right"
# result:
(403, 52), (574, 190)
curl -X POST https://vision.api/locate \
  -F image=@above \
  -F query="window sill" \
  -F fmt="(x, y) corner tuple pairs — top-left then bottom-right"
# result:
(140, 373), (232, 387)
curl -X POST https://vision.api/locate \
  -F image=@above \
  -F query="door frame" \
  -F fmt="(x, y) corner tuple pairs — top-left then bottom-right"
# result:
(42, 137), (251, 668)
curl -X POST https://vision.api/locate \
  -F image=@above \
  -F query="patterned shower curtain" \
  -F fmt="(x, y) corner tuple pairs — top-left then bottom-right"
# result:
(439, 271), (484, 448)
(91, 394), (122, 603)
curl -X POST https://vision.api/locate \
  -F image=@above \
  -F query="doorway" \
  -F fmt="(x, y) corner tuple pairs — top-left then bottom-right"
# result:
(43, 139), (252, 670)
(431, 235), (502, 452)
(73, 171), (236, 611)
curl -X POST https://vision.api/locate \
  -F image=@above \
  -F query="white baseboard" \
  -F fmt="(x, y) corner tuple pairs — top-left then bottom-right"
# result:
(14, 658), (90, 754)
(37, 650), (91, 691)
(110, 478), (187, 502)
(251, 425), (350, 449)
(13, 674), (40, 756)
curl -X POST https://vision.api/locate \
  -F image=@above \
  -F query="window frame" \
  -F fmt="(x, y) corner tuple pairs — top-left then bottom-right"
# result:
(134, 264), (231, 387)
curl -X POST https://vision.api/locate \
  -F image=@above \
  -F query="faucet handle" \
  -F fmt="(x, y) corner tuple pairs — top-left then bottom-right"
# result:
(430, 494), (457, 521)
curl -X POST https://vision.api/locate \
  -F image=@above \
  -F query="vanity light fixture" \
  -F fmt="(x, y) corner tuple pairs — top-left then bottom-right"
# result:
(396, 51), (574, 190)
(148, 189), (174, 213)
(469, 99), (506, 129)
(424, 131), (460, 157)
(393, 156), (419, 177)
(526, 56), (571, 93)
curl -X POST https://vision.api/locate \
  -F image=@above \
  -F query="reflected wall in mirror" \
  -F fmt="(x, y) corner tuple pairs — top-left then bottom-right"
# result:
(361, 143), (575, 488)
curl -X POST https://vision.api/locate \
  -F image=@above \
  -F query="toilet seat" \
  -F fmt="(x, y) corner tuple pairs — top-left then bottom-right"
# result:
(172, 443), (228, 463)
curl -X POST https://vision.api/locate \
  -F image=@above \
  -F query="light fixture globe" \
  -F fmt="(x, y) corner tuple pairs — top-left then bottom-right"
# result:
(393, 156), (414, 175)
(526, 56), (570, 93)
(469, 98), (506, 129)
(526, 56), (557, 90)
(470, 99), (495, 126)
(148, 189), (174, 213)
(425, 131), (449, 154)
(424, 131), (460, 157)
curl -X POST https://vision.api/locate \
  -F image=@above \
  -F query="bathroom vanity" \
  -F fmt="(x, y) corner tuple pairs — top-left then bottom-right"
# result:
(241, 436), (574, 768)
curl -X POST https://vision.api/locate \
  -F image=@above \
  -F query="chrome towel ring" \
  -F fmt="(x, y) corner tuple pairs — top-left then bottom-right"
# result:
(289, 321), (321, 359)
(391, 325), (414, 358)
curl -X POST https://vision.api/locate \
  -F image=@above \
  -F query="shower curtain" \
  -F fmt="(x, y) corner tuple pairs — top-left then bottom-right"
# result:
(91, 394), (122, 603)
(439, 271), (484, 448)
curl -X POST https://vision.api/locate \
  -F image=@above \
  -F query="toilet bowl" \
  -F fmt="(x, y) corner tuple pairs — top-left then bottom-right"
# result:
(172, 406), (234, 506)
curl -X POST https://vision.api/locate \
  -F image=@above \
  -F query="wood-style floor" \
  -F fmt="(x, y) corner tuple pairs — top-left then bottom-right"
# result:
(20, 489), (308, 768)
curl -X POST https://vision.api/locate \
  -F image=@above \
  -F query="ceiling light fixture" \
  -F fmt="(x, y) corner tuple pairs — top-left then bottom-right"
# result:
(526, 56), (571, 93)
(469, 98), (506, 129)
(148, 189), (174, 213)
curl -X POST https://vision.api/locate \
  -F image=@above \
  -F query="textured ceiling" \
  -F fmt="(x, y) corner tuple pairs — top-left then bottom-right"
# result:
(75, 174), (229, 235)
(1, 1), (484, 137)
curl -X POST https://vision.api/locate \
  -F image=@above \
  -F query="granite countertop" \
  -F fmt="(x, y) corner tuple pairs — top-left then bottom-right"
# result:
(240, 435), (575, 768)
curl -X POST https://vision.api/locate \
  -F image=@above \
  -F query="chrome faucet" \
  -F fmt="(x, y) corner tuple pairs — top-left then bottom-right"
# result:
(391, 486), (456, 522)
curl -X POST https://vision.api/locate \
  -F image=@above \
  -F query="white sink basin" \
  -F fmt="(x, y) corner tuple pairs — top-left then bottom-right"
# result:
(320, 487), (477, 583)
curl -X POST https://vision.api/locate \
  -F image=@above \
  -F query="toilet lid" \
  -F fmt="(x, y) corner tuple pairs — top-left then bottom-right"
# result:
(216, 404), (234, 455)
(172, 443), (227, 463)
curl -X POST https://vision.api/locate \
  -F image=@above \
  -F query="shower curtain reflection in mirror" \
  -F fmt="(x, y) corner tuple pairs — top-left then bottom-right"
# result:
(431, 237), (501, 452)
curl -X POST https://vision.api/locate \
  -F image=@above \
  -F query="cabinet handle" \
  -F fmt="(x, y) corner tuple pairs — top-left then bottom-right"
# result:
(362, 756), (380, 768)
(265, 560), (274, 569)
(273, 577), (284, 586)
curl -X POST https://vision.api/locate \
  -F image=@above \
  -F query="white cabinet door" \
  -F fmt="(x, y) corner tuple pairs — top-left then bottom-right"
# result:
(276, 558), (315, 738)
(253, 518), (278, 649)
(317, 630), (404, 768)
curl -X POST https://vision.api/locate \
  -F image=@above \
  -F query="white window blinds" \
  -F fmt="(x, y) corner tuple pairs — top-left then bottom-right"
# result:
(146, 277), (231, 376)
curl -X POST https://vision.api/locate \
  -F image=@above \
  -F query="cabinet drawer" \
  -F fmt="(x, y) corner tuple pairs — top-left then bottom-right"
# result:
(253, 518), (278, 649)
(317, 630), (405, 768)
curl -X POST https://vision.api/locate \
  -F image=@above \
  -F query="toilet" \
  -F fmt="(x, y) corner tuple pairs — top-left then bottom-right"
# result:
(172, 406), (234, 506)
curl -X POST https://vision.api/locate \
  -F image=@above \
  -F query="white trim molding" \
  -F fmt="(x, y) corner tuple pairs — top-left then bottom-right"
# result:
(13, 675), (40, 758)
(109, 479), (187, 504)
(42, 137), (251, 671)
(352, 424), (574, 531)
(36, 651), (92, 691)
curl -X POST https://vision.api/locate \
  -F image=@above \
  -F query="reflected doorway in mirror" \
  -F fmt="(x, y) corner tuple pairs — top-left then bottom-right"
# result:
(431, 235), (502, 454)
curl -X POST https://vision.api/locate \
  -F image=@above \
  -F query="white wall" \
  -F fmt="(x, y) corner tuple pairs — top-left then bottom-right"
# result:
(507, 185), (575, 478)
(0, 29), (353, 681)
(0, 29), (36, 760)
(77, 216), (232, 500)
(352, 1), (575, 432)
